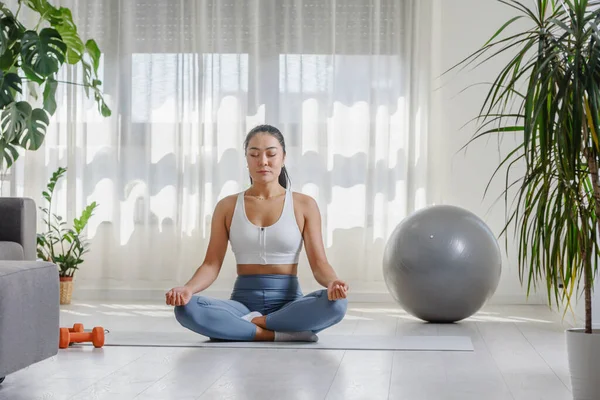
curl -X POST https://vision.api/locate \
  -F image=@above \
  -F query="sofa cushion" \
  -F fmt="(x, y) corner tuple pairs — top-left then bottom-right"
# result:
(0, 261), (59, 378)
(0, 198), (37, 261)
(0, 242), (24, 261)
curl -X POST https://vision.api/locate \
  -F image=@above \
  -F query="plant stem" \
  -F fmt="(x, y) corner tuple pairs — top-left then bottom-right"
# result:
(33, 8), (52, 32)
(38, 244), (51, 261)
(59, 231), (65, 256)
(34, 17), (43, 32)
(582, 118), (597, 333)
(585, 258), (592, 334)
(581, 217), (593, 335)
(47, 199), (55, 262)
(21, 79), (94, 89)
(54, 80), (94, 88)
(15, 2), (22, 19)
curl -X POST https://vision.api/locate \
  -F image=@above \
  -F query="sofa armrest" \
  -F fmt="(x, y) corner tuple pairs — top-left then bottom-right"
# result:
(0, 198), (37, 261)
(0, 261), (59, 378)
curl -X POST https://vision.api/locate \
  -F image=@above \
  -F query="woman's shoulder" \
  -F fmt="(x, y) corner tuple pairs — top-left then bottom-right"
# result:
(291, 191), (318, 209)
(214, 193), (239, 213)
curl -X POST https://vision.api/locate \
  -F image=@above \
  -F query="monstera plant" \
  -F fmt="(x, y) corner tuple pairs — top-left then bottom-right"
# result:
(0, 0), (110, 171)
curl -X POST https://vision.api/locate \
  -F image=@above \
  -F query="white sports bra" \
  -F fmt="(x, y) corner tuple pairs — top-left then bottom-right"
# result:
(229, 189), (304, 265)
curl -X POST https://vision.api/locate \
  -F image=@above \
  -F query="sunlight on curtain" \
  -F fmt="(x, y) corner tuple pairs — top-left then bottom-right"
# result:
(301, 99), (319, 155)
(121, 181), (146, 246)
(8, 0), (434, 295)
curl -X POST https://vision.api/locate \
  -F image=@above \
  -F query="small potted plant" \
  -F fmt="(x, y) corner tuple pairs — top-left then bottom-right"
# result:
(36, 167), (98, 304)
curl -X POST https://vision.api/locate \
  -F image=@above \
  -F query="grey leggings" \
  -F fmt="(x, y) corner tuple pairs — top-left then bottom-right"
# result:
(174, 274), (347, 341)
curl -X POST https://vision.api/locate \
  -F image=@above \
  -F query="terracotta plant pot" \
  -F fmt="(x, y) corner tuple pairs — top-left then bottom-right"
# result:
(59, 276), (73, 305)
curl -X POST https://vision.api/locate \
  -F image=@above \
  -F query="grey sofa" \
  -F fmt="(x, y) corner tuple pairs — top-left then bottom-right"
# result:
(0, 198), (59, 384)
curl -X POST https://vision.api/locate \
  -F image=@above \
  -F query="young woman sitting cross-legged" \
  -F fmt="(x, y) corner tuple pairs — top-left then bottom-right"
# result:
(165, 124), (349, 342)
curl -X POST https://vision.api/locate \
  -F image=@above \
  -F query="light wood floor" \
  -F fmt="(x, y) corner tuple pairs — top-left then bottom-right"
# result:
(0, 302), (576, 400)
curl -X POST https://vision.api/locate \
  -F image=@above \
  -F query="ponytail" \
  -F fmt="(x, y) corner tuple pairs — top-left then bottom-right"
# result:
(278, 166), (290, 189)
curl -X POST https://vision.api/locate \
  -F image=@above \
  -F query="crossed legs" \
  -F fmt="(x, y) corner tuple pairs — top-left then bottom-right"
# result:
(174, 295), (266, 341)
(174, 289), (347, 341)
(253, 289), (347, 333)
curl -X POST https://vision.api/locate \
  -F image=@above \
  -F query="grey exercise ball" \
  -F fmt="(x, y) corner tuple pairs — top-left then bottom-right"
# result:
(383, 205), (502, 323)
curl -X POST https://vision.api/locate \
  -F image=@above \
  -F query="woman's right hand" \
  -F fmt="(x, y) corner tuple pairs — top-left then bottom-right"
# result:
(165, 286), (192, 306)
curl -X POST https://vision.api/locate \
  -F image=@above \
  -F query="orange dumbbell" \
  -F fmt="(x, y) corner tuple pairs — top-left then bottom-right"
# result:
(59, 326), (105, 349)
(67, 323), (84, 333)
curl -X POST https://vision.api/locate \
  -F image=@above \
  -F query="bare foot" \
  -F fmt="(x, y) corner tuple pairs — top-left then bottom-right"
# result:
(251, 315), (268, 329)
(253, 325), (275, 341)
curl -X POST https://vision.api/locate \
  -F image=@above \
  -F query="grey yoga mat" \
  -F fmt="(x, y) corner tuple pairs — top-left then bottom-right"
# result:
(94, 331), (474, 351)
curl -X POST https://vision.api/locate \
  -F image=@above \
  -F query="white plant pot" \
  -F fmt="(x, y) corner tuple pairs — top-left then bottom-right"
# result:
(566, 328), (600, 400)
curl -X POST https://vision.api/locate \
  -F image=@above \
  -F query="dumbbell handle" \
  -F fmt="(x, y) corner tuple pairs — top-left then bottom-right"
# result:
(68, 332), (93, 343)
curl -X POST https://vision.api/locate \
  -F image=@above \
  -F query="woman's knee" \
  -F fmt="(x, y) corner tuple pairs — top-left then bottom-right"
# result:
(330, 298), (348, 322)
(173, 301), (193, 324)
(314, 289), (348, 322)
(174, 296), (206, 324)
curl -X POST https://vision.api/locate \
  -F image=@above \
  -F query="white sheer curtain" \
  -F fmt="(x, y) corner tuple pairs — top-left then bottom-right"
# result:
(8, 0), (434, 298)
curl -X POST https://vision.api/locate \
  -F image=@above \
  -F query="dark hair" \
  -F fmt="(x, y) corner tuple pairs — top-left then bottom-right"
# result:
(244, 124), (290, 189)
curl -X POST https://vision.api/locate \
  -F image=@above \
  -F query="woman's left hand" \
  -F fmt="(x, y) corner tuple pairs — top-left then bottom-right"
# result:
(327, 279), (349, 300)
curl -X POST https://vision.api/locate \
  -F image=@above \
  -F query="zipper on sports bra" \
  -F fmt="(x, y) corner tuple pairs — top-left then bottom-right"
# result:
(260, 227), (266, 263)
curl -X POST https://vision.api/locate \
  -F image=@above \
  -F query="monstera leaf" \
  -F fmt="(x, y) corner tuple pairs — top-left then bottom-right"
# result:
(0, 71), (21, 108)
(1, 101), (29, 143)
(0, 5), (23, 71)
(85, 40), (101, 73)
(21, 108), (49, 150)
(19, 0), (55, 16)
(49, 7), (84, 64)
(0, 5), (22, 56)
(0, 10), (13, 56)
(0, 101), (48, 150)
(20, 28), (66, 82)
(42, 76), (57, 115)
(80, 40), (111, 117)
(0, 137), (19, 169)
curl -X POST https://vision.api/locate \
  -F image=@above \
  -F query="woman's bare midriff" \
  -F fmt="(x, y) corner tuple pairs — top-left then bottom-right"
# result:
(237, 264), (298, 276)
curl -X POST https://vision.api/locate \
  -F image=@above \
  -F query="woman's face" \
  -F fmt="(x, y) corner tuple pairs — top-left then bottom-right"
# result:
(245, 132), (285, 185)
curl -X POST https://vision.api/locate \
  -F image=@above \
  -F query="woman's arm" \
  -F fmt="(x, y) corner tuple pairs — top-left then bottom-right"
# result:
(184, 197), (231, 293)
(300, 194), (349, 299)
(166, 197), (232, 305)
(182, 264), (220, 295)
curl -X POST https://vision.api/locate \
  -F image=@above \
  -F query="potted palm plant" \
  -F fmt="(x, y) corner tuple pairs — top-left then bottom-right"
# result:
(448, 1), (599, 398)
(36, 167), (97, 304)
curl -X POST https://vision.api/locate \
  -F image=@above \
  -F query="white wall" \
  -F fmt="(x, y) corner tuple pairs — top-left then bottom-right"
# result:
(431, 0), (545, 304)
